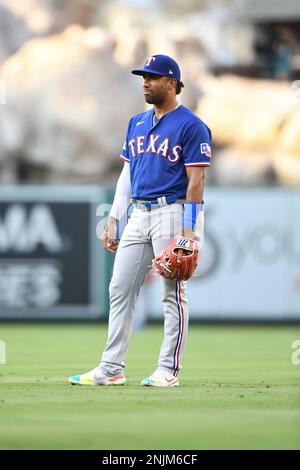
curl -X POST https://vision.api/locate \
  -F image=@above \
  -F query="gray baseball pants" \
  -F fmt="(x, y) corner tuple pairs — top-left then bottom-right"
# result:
(100, 202), (203, 377)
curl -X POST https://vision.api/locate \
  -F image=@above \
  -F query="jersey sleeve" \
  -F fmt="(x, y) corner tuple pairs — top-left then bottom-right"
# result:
(120, 117), (134, 163)
(120, 141), (129, 162)
(182, 121), (212, 167)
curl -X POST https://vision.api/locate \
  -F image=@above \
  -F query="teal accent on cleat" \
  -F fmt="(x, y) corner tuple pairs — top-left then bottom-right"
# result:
(141, 370), (179, 387)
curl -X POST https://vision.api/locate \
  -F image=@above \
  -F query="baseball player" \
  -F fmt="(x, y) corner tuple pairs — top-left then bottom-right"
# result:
(69, 54), (212, 387)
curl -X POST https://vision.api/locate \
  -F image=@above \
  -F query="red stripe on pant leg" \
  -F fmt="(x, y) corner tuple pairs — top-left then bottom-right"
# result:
(175, 282), (184, 374)
(173, 282), (181, 371)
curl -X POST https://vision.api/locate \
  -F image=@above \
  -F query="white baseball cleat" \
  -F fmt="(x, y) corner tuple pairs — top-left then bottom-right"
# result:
(94, 369), (126, 386)
(141, 370), (179, 387)
(68, 367), (126, 386)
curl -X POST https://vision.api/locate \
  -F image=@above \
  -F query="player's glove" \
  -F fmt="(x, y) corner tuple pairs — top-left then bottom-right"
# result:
(152, 236), (199, 281)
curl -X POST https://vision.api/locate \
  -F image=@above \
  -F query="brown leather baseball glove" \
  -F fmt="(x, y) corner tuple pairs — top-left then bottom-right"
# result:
(152, 236), (199, 281)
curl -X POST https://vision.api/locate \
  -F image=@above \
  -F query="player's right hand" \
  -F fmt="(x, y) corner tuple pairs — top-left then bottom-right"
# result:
(102, 216), (119, 253)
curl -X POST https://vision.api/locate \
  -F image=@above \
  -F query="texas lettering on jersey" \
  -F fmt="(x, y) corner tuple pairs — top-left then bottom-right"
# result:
(124, 135), (182, 163)
(120, 104), (212, 200)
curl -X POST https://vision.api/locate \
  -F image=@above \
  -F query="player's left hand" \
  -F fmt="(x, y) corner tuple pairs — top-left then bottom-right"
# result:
(175, 228), (195, 267)
(181, 227), (196, 240)
(172, 228), (195, 270)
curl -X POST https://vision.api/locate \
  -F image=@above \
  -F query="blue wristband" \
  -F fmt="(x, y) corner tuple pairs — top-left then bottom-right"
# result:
(182, 202), (203, 230)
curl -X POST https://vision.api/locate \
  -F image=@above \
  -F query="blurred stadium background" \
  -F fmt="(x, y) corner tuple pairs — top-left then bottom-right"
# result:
(0, 0), (300, 451)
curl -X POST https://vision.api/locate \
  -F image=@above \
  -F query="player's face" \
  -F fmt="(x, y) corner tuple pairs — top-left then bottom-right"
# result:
(142, 73), (174, 105)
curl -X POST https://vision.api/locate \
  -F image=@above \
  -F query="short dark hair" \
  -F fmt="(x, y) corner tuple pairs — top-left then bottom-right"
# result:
(176, 80), (184, 95)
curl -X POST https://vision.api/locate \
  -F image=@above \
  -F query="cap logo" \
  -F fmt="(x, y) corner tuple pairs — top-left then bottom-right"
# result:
(145, 56), (156, 67)
(169, 70), (174, 74)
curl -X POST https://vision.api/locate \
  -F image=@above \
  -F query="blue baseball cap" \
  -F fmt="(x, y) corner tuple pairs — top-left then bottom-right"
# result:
(131, 54), (181, 81)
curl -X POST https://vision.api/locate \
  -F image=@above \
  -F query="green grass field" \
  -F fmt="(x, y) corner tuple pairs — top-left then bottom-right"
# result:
(0, 323), (299, 450)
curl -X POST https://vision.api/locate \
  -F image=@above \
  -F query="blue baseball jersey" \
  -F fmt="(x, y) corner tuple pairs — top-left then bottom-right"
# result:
(120, 104), (212, 200)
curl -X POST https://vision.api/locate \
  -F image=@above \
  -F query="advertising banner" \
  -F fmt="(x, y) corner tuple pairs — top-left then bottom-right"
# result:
(1, 187), (299, 321)
(0, 186), (105, 319)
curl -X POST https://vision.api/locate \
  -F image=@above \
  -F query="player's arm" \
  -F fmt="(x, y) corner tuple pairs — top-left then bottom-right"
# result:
(180, 120), (211, 243)
(181, 166), (206, 240)
(102, 162), (131, 253)
(186, 166), (205, 203)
